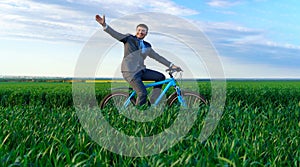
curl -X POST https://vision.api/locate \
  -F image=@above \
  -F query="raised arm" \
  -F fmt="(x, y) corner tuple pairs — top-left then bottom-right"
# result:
(95, 14), (128, 42)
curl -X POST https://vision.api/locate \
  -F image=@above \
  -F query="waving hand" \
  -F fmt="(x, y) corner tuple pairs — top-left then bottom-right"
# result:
(95, 14), (106, 27)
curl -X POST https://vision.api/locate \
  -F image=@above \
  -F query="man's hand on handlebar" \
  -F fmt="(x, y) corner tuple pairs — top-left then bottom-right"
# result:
(166, 65), (183, 73)
(171, 64), (183, 72)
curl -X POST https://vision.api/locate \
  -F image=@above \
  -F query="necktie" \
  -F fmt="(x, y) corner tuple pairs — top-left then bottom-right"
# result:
(139, 40), (146, 54)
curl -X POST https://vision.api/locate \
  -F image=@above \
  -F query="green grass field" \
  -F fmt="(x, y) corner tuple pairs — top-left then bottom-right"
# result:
(0, 80), (299, 166)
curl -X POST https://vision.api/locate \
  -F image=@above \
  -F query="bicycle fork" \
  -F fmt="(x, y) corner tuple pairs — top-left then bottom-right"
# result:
(174, 85), (187, 108)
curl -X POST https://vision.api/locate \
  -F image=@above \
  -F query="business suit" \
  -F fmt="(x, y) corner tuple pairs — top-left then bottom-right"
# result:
(104, 25), (171, 76)
(104, 25), (172, 106)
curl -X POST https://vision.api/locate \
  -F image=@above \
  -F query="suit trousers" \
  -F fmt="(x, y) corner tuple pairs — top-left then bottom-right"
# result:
(123, 69), (165, 106)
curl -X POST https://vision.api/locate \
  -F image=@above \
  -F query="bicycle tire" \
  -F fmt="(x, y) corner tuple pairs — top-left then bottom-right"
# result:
(100, 91), (136, 110)
(167, 91), (208, 108)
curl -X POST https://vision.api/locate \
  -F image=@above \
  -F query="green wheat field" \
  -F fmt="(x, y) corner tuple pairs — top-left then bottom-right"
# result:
(0, 80), (299, 166)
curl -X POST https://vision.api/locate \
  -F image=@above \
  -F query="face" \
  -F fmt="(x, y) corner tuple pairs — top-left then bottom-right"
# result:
(136, 26), (147, 39)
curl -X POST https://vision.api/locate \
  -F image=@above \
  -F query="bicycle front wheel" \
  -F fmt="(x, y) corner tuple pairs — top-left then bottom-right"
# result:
(168, 91), (208, 109)
(100, 92), (136, 110)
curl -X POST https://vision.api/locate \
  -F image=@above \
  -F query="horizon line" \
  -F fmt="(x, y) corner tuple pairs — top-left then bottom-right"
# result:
(1, 75), (300, 81)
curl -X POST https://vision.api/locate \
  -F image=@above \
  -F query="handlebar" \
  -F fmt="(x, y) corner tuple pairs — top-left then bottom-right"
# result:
(166, 67), (183, 73)
(166, 67), (183, 78)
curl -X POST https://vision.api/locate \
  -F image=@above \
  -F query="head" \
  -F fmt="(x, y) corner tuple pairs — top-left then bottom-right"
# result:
(136, 24), (148, 39)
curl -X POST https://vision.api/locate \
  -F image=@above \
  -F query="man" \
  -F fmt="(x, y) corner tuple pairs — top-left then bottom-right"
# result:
(95, 14), (181, 107)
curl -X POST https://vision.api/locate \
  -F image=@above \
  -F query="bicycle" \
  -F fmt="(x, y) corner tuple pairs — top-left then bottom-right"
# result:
(100, 68), (208, 111)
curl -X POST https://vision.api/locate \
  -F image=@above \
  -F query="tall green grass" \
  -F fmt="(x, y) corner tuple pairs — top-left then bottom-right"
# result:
(0, 81), (299, 166)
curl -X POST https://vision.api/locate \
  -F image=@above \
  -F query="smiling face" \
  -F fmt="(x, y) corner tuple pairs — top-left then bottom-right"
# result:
(136, 25), (148, 39)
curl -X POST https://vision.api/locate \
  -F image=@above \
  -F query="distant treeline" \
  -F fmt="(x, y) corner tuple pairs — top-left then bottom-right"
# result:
(0, 78), (73, 82)
(1, 77), (299, 83)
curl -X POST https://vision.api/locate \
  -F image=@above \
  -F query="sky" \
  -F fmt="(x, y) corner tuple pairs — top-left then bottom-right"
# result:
(1, 0), (300, 79)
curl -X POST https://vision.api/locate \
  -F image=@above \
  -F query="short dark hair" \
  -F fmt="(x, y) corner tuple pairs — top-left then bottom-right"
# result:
(136, 24), (148, 32)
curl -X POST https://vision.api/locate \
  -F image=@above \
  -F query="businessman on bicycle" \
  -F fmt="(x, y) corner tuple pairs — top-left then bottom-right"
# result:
(96, 14), (181, 107)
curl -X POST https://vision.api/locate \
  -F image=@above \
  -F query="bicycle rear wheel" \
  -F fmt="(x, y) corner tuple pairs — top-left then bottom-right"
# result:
(168, 91), (208, 109)
(100, 92), (136, 110)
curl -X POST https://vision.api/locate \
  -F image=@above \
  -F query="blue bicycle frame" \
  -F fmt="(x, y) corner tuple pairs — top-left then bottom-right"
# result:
(123, 77), (187, 108)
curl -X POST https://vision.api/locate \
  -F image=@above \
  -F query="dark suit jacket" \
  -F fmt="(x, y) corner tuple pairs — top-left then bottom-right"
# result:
(104, 25), (171, 77)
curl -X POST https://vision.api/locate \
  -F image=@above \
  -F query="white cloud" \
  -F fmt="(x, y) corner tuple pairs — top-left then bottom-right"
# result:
(195, 20), (300, 50)
(189, 19), (300, 76)
(68, 0), (199, 16)
(146, 1), (199, 16)
(0, 0), (95, 43)
(0, 0), (199, 43)
(206, 0), (241, 8)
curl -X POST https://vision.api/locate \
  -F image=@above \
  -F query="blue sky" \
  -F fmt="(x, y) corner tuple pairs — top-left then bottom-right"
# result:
(1, 0), (300, 78)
